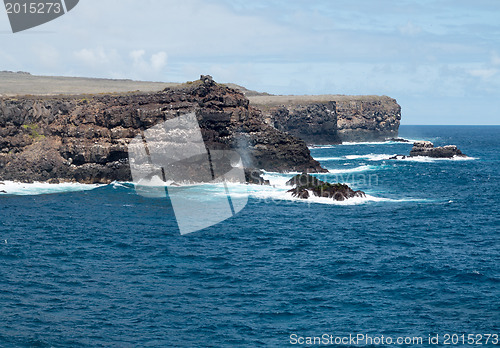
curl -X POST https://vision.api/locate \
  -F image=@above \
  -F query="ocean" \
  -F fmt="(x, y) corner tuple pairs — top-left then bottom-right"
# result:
(0, 126), (499, 347)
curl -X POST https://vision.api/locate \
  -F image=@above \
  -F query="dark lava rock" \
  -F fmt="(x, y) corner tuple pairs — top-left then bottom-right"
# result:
(244, 168), (270, 185)
(409, 141), (466, 158)
(387, 137), (410, 143)
(389, 155), (407, 160)
(270, 102), (341, 145)
(286, 173), (365, 201)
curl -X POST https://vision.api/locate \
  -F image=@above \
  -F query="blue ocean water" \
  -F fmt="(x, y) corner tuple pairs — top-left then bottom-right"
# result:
(0, 126), (498, 347)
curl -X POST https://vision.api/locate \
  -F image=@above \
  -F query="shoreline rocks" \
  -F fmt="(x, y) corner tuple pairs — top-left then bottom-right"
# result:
(286, 173), (365, 201)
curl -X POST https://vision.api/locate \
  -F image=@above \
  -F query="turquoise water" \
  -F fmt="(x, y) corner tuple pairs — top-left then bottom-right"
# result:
(0, 126), (499, 347)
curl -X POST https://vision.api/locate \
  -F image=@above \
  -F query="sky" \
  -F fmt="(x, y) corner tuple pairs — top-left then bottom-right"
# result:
(0, 0), (499, 125)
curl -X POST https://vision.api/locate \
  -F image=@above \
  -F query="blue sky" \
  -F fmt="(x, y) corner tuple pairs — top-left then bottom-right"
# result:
(1, 0), (499, 124)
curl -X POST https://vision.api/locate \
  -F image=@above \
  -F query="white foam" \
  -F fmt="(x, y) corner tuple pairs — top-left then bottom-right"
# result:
(396, 155), (477, 163)
(0, 181), (102, 196)
(344, 154), (395, 161)
(252, 171), (423, 206)
(316, 153), (477, 163)
(309, 139), (423, 148)
(327, 165), (380, 174)
(313, 156), (344, 161)
(249, 187), (428, 205)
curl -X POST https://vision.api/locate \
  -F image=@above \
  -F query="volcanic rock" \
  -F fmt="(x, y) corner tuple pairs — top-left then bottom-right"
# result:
(286, 173), (366, 201)
(409, 141), (466, 158)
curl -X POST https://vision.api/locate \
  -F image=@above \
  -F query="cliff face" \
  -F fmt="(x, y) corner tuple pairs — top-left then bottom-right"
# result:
(0, 77), (324, 184)
(334, 97), (401, 142)
(249, 95), (401, 144)
(268, 102), (341, 145)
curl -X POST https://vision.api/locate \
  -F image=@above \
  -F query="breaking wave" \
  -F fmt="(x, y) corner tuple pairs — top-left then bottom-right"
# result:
(0, 181), (102, 196)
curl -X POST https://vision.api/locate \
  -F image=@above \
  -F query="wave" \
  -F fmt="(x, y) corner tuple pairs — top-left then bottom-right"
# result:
(312, 156), (344, 161)
(344, 154), (394, 161)
(316, 154), (477, 162)
(257, 171), (425, 205)
(249, 189), (428, 206)
(396, 155), (477, 163)
(327, 165), (383, 174)
(0, 181), (102, 196)
(309, 140), (420, 148)
(1, 171), (422, 206)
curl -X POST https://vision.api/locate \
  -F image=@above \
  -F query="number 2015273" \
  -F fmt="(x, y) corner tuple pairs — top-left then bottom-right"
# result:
(5, 2), (62, 14)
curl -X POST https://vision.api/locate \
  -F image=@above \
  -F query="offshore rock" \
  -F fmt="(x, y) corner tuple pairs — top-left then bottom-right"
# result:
(286, 173), (365, 201)
(409, 141), (467, 158)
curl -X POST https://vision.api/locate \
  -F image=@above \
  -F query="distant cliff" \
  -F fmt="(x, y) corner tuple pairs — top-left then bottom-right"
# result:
(249, 95), (401, 144)
(0, 77), (324, 184)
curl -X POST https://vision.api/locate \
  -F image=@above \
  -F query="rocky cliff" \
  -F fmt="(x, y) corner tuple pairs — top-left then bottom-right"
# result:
(249, 95), (401, 144)
(0, 76), (324, 184)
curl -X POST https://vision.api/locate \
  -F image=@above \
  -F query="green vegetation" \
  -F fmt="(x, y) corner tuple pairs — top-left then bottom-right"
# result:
(22, 124), (45, 140)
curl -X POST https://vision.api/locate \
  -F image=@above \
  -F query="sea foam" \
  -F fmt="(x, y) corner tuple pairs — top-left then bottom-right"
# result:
(0, 181), (102, 196)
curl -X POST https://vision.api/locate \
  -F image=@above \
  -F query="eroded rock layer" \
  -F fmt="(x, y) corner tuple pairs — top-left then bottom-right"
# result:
(250, 95), (401, 144)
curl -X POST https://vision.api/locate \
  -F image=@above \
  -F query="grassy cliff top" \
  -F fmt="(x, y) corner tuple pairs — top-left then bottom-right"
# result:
(0, 72), (392, 104)
(0, 71), (176, 97)
(248, 94), (395, 109)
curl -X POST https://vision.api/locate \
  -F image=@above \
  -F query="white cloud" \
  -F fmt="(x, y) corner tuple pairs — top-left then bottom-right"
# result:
(468, 68), (498, 80)
(151, 52), (168, 71)
(130, 50), (168, 75)
(399, 21), (422, 36)
(33, 44), (60, 69)
(491, 51), (500, 66)
(74, 48), (118, 67)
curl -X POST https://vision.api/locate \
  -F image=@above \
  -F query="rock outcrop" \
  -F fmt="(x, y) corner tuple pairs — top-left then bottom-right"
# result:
(0, 76), (325, 184)
(409, 141), (466, 158)
(286, 173), (366, 201)
(249, 95), (401, 144)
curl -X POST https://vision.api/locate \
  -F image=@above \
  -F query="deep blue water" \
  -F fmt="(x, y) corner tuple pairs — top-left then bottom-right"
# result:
(0, 126), (499, 347)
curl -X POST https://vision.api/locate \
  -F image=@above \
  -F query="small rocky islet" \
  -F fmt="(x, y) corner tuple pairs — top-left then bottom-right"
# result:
(389, 141), (467, 159)
(286, 173), (366, 201)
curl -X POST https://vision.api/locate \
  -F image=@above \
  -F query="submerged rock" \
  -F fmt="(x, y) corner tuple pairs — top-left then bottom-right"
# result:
(409, 141), (466, 158)
(286, 173), (365, 201)
(244, 168), (270, 185)
(386, 137), (410, 143)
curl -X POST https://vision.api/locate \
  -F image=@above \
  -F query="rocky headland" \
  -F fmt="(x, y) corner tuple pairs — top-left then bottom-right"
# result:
(0, 74), (404, 185)
(0, 76), (324, 184)
(249, 95), (401, 144)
